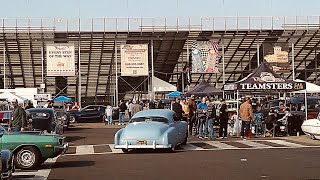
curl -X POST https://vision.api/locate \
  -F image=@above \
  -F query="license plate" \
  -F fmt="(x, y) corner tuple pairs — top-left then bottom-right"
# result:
(137, 140), (147, 145)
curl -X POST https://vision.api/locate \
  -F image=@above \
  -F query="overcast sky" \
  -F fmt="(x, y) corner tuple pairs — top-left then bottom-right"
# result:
(0, 0), (319, 18)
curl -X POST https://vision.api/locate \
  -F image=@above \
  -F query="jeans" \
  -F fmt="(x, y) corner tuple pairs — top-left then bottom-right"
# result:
(119, 112), (125, 124)
(241, 121), (251, 138)
(207, 118), (214, 139)
(188, 114), (196, 135)
(107, 116), (113, 125)
(198, 118), (207, 137)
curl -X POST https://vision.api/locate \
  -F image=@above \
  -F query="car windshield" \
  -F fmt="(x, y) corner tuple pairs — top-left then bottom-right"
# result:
(130, 116), (169, 124)
(29, 112), (50, 119)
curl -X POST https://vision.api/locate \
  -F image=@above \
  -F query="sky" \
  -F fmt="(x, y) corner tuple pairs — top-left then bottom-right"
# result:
(0, 0), (319, 18)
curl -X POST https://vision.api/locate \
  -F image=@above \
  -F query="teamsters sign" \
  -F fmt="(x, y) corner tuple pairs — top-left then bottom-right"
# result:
(46, 43), (75, 76)
(238, 72), (305, 91)
(120, 44), (149, 76)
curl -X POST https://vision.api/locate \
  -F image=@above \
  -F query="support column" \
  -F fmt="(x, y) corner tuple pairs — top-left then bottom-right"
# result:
(151, 40), (154, 100)
(3, 44), (5, 89)
(222, 39), (225, 98)
(186, 39), (190, 91)
(78, 42), (81, 107)
(41, 46), (44, 93)
(115, 40), (118, 107)
(257, 39), (260, 66)
(292, 43), (295, 80)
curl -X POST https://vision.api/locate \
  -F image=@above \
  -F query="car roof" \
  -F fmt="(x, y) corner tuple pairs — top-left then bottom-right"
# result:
(84, 105), (106, 108)
(133, 109), (175, 120)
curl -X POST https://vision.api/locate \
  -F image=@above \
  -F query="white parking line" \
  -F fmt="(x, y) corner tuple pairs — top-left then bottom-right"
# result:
(76, 145), (94, 155)
(109, 144), (123, 153)
(266, 140), (305, 148)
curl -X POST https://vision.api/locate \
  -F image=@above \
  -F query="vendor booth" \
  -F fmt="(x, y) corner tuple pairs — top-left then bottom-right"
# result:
(186, 80), (223, 96)
(224, 62), (306, 137)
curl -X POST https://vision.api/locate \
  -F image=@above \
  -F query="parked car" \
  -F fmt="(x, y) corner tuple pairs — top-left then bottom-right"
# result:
(0, 126), (68, 169)
(301, 112), (320, 140)
(26, 108), (63, 135)
(69, 105), (106, 123)
(0, 142), (14, 180)
(114, 109), (188, 152)
(55, 109), (70, 130)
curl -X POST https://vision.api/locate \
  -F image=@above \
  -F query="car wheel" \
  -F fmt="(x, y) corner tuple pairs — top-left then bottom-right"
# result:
(14, 146), (41, 169)
(70, 116), (76, 123)
(121, 149), (129, 153)
(182, 132), (188, 145)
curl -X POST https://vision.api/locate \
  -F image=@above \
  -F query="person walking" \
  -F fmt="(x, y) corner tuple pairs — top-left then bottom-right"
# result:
(132, 100), (142, 116)
(8, 99), (27, 132)
(172, 98), (183, 121)
(197, 97), (208, 139)
(128, 101), (134, 119)
(206, 99), (216, 139)
(239, 97), (254, 140)
(105, 104), (113, 125)
(219, 99), (229, 139)
(188, 95), (197, 136)
(118, 100), (127, 125)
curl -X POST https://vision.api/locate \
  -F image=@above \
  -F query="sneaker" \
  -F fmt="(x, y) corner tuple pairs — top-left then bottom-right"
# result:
(204, 136), (209, 139)
(219, 137), (224, 139)
(223, 137), (227, 139)
(118, 123), (121, 126)
(243, 137), (247, 140)
(199, 136), (204, 139)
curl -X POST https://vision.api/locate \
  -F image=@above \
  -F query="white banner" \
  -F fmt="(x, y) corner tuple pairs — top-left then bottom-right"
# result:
(46, 43), (75, 76)
(121, 44), (149, 76)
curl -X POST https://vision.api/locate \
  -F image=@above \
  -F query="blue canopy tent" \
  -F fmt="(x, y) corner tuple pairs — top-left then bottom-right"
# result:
(54, 95), (71, 102)
(166, 91), (181, 98)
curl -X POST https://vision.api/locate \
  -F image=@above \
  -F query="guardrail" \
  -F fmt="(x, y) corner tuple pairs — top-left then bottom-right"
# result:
(0, 16), (319, 32)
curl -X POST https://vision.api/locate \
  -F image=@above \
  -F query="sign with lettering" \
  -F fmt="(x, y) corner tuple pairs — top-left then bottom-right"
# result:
(46, 43), (75, 76)
(120, 44), (149, 76)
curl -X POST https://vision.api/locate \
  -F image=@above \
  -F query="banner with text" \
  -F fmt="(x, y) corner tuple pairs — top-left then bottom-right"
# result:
(121, 44), (149, 76)
(46, 43), (75, 76)
(191, 40), (220, 73)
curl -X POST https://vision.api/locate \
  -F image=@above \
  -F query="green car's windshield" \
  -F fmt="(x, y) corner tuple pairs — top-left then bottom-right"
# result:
(130, 116), (169, 124)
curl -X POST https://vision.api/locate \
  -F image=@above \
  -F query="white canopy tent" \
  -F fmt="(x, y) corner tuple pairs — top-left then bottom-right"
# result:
(292, 79), (320, 93)
(152, 76), (177, 92)
(0, 92), (28, 105)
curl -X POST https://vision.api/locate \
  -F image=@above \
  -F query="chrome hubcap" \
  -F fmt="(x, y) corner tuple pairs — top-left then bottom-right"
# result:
(17, 150), (35, 168)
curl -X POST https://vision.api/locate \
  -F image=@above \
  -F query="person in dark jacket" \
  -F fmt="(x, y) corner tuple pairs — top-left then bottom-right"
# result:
(118, 100), (127, 125)
(25, 100), (35, 110)
(172, 98), (183, 121)
(8, 99), (27, 132)
(219, 99), (229, 139)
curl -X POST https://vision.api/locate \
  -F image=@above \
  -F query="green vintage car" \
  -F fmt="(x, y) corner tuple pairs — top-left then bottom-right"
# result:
(0, 126), (68, 169)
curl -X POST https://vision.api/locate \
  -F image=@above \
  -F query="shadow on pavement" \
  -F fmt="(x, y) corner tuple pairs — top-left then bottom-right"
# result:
(52, 160), (95, 169)
(65, 136), (86, 142)
(64, 127), (92, 132)
(124, 148), (181, 154)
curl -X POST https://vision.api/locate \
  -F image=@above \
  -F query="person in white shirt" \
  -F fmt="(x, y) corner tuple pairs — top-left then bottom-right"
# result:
(105, 104), (113, 125)
(128, 101), (134, 119)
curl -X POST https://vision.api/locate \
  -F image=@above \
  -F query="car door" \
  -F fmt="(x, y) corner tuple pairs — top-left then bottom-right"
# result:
(172, 116), (184, 143)
(79, 106), (99, 119)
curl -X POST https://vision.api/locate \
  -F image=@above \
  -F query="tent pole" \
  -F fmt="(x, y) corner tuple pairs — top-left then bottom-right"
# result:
(305, 89), (307, 120)
(236, 90), (239, 127)
(292, 43), (295, 81)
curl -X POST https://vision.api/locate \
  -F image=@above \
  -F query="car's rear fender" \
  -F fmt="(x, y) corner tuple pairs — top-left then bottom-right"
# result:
(160, 127), (178, 147)
(114, 128), (124, 145)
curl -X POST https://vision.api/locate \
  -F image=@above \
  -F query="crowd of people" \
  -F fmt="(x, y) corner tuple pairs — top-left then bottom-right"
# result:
(109, 95), (255, 140)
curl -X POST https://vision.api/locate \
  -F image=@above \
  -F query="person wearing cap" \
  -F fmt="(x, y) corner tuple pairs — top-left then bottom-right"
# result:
(239, 97), (254, 140)
(219, 99), (229, 139)
(8, 99), (27, 132)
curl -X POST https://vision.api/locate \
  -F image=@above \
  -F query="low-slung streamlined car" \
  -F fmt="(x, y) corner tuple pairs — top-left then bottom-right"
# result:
(114, 109), (188, 152)
(0, 126), (68, 169)
(301, 112), (320, 140)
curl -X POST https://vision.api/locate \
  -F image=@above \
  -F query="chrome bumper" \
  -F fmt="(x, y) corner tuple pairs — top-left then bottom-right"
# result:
(54, 143), (69, 155)
(114, 140), (171, 149)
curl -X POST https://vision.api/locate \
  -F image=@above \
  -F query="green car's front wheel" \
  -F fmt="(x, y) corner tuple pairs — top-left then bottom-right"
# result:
(14, 146), (41, 169)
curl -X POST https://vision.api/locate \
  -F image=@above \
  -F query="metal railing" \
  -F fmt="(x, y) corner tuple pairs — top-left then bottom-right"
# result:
(0, 16), (320, 32)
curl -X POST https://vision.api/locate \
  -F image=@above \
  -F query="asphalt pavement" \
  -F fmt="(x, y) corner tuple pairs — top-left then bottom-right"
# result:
(12, 123), (320, 180)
